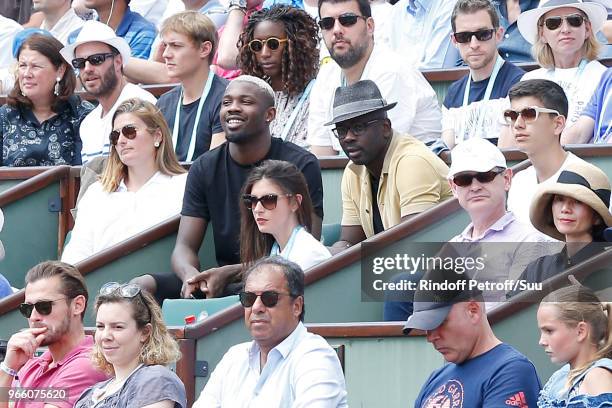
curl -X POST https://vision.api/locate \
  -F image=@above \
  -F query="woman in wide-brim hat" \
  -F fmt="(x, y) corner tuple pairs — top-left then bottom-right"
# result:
(511, 160), (612, 293)
(518, 0), (607, 132)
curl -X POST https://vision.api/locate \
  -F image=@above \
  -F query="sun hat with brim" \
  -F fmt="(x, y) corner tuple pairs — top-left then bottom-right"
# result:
(403, 245), (482, 334)
(517, 0), (607, 44)
(60, 20), (132, 68)
(324, 79), (397, 126)
(529, 160), (612, 241)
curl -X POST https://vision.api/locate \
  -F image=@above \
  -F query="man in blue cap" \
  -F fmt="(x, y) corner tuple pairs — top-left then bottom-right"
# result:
(405, 264), (541, 407)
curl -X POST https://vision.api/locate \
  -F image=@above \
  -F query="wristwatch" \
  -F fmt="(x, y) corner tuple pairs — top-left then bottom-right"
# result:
(228, 0), (247, 12)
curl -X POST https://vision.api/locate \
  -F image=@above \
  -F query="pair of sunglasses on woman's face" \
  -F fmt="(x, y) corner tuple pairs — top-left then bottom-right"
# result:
(109, 124), (139, 146)
(242, 193), (293, 210)
(541, 14), (586, 30)
(248, 37), (288, 53)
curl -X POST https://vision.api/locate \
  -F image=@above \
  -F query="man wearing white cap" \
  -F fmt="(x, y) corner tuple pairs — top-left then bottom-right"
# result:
(60, 20), (156, 164)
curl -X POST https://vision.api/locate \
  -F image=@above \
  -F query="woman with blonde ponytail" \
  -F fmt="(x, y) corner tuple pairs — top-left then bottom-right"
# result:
(536, 281), (612, 407)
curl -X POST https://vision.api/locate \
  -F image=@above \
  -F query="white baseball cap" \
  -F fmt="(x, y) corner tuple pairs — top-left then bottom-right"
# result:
(448, 138), (507, 179)
(60, 20), (132, 67)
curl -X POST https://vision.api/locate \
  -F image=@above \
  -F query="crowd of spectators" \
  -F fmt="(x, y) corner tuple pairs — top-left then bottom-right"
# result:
(0, 0), (611, 405)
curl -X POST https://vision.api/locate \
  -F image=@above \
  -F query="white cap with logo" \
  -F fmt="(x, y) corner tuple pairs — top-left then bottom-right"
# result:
(448, 138), (507, 179)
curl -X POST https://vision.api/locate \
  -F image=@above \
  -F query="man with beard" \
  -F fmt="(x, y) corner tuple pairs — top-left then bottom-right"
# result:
(442, 0), (524, 149)
(130, 75), (323, 302)
(327, 80), (452, 252)
(0, 261), (107, 408)
(308, 0), (442, 157)
(60, 20), (156, 164)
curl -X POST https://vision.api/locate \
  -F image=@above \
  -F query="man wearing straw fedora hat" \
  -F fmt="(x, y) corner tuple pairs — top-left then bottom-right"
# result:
(326, 80), (452, 252)
(60, 20), (156, 165)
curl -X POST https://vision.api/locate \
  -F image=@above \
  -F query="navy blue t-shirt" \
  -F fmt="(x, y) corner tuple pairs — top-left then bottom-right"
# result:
(156, 74), (227, 161)
(443, 61), (525, 109)
(415, 343), (541, 408)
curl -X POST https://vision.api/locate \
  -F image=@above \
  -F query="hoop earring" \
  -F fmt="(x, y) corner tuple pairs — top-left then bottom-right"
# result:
(53, 77), (61, 96)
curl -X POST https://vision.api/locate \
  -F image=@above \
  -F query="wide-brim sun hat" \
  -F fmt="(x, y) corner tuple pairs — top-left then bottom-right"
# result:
(60, 20), (131, 67)
(517, 0), (607, 44)
(529, 160), (612, 241)
(324, 79), (397, 126)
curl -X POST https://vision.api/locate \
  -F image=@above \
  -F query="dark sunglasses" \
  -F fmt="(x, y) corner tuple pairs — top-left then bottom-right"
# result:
(318, 13), (367, 30)
(99, 282), (142, 297)
(242, 193), (292, 210)
(333, 119), (382, 140)
(453, 28), (495, 43)
(503, 106), (560, 125)
(542, 14), (585, 30)
(71, 52), (116, 69)
(109, 124), (138, 145)
(19, 298), (66, 318)
(248, 37), (288, 53)
(452, 170), (504, 187)
(239, 291), (293, 307)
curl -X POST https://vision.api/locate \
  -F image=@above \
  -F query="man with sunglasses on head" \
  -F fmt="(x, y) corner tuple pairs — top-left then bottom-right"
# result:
(131, 75), (323, 302)
(325, 80), (452, 253)
(0, 261), (107, 408)
(194, 256), (347, 407)
(60, 20), (156, 165)
(507, 79), (591, 225)
(308, 0), (443, 158)
(443, 0), (525, 150)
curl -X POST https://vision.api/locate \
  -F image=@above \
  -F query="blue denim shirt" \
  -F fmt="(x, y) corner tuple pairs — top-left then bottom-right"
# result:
(492, 0), (537, 63)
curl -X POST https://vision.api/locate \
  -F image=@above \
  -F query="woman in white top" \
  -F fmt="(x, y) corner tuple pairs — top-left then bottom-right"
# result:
(75, 282), (186, 408)
(239, 160), (331, 271)
(517, 0), (608, 132)
(62, 98), (187, 264)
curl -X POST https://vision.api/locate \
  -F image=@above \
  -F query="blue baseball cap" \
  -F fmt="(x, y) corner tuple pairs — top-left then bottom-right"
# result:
(12, 28), (54, 58)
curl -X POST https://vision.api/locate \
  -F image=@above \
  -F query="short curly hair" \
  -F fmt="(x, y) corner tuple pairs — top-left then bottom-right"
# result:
(237, 5), (319, 97)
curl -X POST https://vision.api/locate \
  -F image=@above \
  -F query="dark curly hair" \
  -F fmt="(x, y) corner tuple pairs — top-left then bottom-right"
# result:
(237, 5), (319, 97)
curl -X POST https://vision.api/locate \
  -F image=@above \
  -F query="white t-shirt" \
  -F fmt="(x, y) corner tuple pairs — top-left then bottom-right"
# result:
(0, 15), (21, 69)
(273, 227), (331, 271)
(521, 60), (607, 128)
(41, 8), (84, 45)
(307, 43), (442, 151)
(442, 97), (510, 144)
(507, 152), (585, 224)
(61, 171), (187, 264)
(79, 83), (156, 164)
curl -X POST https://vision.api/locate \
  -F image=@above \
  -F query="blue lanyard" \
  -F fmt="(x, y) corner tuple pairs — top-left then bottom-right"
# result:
(462, 55), (505, 107)
(172, 71), (215, 162)
(594, 87), (612, 144)
(270, 226), (303, 258)
(279, 80), (315, 141)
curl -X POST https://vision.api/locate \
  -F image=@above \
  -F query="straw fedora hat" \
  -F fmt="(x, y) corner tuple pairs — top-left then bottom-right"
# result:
(530, 160), (612, 241)
(517, 0), (607, 44)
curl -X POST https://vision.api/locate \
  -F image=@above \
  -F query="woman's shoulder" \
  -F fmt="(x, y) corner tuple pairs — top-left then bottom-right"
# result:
(133, 364), (181, 380)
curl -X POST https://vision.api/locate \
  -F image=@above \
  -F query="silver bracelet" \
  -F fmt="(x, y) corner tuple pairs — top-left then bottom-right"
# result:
(0, 361), (18, 377)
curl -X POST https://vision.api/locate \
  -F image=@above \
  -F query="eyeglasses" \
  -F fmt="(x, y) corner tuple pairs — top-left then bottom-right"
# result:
(333, 119), (382, 140)
(99, 282), (142, 298)
(541, 14), (586, 30)
(452, 169), (504, 187)
(503, 106), (560, 124)
(242, 193), (292, 210)
(239, 291), (293, 307)
(109, 124), (138, 145)
(19, 298), (66, 318)
(318, 13), (367, 31)
(453, 28), (495, 43)
(248, 37), (288, 53)
(71, 52), (116, 70)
